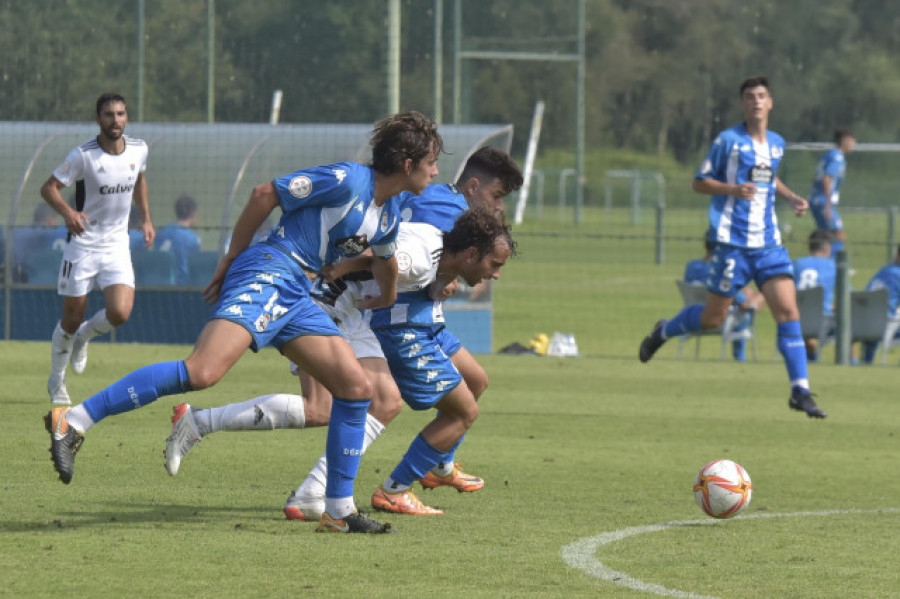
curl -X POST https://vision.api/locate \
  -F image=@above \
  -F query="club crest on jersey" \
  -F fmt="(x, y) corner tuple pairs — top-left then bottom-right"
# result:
(380, 211), (390, 232)
(396, 251), (412, 272)
(335, 234), (368, 256)
(254, 313), (271, 332)
(289, 175), (313, 198)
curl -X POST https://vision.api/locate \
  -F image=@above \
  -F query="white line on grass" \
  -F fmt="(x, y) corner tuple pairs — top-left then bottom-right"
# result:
(561, 508), (900, 598)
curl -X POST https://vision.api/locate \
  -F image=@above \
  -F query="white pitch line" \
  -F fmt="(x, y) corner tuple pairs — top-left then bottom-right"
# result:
(561, 508), (900, 598)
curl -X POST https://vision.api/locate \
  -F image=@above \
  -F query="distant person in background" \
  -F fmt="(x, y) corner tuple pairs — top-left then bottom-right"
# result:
(11, 203), (68, 282)
(808, 128), (856, 258)
(793, 231), (836, 361)
(639, 76), (827, 418)
(684, 239), (764, 361)
(129, 209), (149, 256)
(861, 245), (900, 364)
(155, 195), (201, 285)
(39, 92), (154, 405)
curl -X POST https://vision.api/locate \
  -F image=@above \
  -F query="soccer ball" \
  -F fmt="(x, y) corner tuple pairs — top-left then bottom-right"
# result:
(693, 459), (752, 519)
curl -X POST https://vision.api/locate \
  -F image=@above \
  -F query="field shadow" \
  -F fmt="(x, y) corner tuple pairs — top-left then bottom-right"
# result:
(0, 501), (287, 533)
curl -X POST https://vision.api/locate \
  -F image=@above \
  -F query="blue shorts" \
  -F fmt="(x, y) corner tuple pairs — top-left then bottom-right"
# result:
(708, 244), (794, 298)
(211, 245), (339, 352)
(373, 325), (462, 411)
(809, 196), (843, 231)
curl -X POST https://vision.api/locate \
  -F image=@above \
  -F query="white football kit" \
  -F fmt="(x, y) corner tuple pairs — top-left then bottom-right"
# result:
(52, 135), (148, 296)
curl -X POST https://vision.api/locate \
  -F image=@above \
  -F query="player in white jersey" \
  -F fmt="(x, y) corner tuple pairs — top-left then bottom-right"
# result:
(39, 92), (154, 405)
(162, 149), (523, 520)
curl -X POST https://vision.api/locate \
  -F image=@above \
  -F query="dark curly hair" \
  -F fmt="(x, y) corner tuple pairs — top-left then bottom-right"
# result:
(444, 206), (516, 260)
(370, 111), (444, 175)
(458, 146), (524, 195)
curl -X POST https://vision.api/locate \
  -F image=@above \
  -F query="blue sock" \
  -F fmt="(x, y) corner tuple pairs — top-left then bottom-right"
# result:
(663, 304), (704, 338)
(82, 361), (191, 423)
(862, 341), (878, 364)
(388, 434), (451, 488)
(732, 339), (746, 362)
(437, 434), (466, 470)
(325, 397), (371, 499)
(776, 321), (808, 386)
(830, 240), (844, 258)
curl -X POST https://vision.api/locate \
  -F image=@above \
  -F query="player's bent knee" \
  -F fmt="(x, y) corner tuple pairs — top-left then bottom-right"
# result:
(183, 364), (223, 390)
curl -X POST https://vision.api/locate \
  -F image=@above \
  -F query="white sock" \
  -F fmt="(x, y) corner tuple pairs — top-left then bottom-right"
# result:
(791, 379), (810, 391)
(78, 309), (114, 341)
(325, 497), (356, 520)
(297, 413), (386, 500)
(194, 393), (306, 436)
(382, 477), (411, 493)
(65, 404), (95, 433)
(50, 322), (75, 377)
(432, 459), (455, 477)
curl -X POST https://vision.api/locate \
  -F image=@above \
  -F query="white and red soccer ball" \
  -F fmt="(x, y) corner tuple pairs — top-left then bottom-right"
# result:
(693, 459), (752, 519)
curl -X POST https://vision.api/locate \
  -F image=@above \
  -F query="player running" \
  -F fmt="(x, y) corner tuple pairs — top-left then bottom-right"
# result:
(638, 76), (827, 419)
(162, 148), (522, 519)
(45, 111), (443, 535)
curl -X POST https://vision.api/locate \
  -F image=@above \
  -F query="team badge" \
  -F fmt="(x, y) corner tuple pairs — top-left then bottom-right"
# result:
(254, 313), (271, 332)
(396, 251), (412, 272)
(289, 175), (313, 198)
(380, 211), (390, 232)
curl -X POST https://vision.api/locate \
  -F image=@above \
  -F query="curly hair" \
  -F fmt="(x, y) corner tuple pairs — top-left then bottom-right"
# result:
(444, 206), (516, 260)
(458, 146), (524, 195)
(370, 111), (444, 175)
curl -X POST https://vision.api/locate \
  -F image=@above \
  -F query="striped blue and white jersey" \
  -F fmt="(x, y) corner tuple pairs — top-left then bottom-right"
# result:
(265, 162), (401, 273)
(696, 123), (786, 249)
(397, 183), (468, 232)
(809, 149), (847, 205)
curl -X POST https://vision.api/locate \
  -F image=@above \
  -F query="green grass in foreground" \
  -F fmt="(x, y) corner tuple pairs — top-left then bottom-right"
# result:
(2, 341), (899, 598)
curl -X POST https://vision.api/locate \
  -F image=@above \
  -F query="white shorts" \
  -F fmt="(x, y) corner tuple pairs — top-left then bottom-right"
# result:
(317, 279), (383, 359)
(58, 244), (134, 297)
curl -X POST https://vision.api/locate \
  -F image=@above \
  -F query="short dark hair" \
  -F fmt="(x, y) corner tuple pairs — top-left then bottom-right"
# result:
(175, 195), (198, 220)
(704, 239), (715, 253)
(834, 128), (854, 144)
(809, 230), (832, 253)
(96, 92), (126, 116)
(739, 76), (770, 96)
(458, 147), (524, 195)
(444, 206), (516, 260)
(369, 111), (444, 175)
(33, 202), (56, 224)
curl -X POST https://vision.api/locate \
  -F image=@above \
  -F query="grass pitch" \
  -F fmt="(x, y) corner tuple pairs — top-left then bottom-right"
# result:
(3, 214), (900, 597)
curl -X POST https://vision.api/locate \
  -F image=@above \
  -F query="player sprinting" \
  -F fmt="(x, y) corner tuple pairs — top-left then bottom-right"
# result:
(639, 76), (827, 419)
(808, 128), (856, 258)
(39, 92), (155, 405)
(162, 148), (523, 519)
(45, 111), (443, 535)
